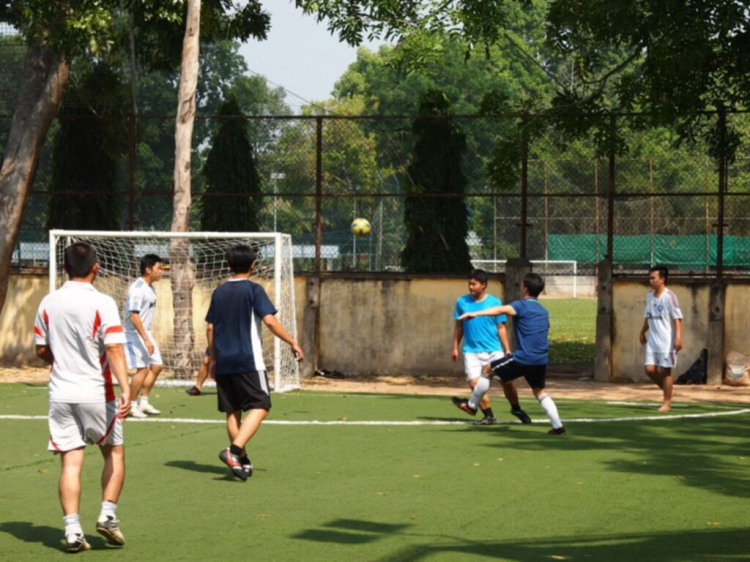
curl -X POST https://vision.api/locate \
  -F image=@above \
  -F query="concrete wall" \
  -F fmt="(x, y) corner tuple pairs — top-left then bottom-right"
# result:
(315, 277), (504, 377)
(0, 272), (308, 367)
(724, 284), (750, 356)
(611, 280), (710, 382)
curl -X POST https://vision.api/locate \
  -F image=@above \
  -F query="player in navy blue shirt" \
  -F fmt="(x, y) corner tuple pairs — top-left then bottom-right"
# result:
(207, 245), (304, 480)
(452, 273), (565, 435)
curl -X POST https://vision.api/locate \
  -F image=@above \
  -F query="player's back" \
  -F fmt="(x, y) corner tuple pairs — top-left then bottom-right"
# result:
(510, 298), (549, 365)
(36, 281), (124, 403)
(206, 279), (277, 375)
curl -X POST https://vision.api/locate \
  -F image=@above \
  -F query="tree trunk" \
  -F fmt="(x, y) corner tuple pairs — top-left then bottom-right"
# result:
(0, 42), (69, 315)
(170, 0), (201, 378)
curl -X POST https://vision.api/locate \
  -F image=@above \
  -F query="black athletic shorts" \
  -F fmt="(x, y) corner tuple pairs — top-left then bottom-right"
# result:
(216, 371), (272, 413)
(489, 355), (547, 389)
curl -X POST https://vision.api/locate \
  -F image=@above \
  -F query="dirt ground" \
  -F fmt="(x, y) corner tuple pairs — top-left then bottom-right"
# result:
(2, 365), (749, 404)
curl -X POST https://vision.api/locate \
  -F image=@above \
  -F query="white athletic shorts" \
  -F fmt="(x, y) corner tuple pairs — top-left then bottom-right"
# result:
(463, 351), (506, 382)
(48, 401), (123, 453)
(124, 332), (163, 369)
(645, 349), (678, 369)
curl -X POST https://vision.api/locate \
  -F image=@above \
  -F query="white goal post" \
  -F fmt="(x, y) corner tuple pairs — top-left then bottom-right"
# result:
(471, 260), (578, 298)
(49, 230), (300, 392)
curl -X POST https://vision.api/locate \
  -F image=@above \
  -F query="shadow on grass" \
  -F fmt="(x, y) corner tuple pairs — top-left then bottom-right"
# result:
(468, 416), (750, 498)
(165, 460), (230, 476)
(293, 518), (411, 545)
(0, 521), (107, 552)
(548, 340), (595, 365)
(363, 527), (750, 562)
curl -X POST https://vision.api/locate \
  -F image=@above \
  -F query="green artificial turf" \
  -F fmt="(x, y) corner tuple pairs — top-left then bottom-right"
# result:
(544, 299), (597, 365)
(1, 385), (749, 562)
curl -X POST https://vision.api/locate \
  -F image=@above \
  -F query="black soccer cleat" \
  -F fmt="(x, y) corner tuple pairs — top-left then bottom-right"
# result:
(511, 408), (533, 424)
(219, 448), (248, 481)
(548, 426), (567, 435)
(451, 396), (477, 416)
(473, 415), (497, 426)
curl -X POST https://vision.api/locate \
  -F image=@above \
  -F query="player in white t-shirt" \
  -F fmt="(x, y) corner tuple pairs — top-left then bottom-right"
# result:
(123, 254), (164, 418)
(639, 266), (683, 412)
(34, 243), (131, 552)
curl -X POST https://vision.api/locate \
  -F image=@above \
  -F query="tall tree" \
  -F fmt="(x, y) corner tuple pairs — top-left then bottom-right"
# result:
(200, 97), (263, 231)
(401, 90), (472, 272)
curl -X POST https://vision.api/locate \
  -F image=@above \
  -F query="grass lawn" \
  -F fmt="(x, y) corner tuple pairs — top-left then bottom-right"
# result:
(1, 385), (749, 561)
(544, 298), (597, 365)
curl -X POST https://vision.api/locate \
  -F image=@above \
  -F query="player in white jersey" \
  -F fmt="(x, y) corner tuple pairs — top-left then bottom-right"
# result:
(123, 254), (164, 418)
(639, 266), (683, 412)
(34, 243), (131, 552)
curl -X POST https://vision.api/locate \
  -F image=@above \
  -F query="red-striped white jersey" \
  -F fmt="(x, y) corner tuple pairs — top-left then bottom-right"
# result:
(34, 281), (126, 403)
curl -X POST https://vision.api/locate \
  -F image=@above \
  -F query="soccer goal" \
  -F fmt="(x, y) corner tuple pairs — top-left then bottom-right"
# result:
(471, 259), (579, 298)
(49, 230), (300, 392)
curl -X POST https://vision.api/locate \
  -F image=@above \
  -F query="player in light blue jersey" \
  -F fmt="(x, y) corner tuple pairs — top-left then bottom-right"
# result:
(452, 269), (513, 425)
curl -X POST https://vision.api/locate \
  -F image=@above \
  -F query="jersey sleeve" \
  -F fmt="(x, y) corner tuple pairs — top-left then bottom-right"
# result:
(33, 298), (49, 346)
(509, 300), (524, 317)
(125, 283), (143, 313)
(205, 292), (216, 324)
(99, 297), (126, 345)
(668, 291), (683, 320)
(252, 284), (277, 318)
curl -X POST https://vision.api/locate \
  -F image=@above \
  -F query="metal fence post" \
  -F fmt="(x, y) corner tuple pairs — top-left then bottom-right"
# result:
(315, 116), (323, 273)
(716, 108), (727, 278)
(606, 114), (616, 262)
(520, 120), (529, 259)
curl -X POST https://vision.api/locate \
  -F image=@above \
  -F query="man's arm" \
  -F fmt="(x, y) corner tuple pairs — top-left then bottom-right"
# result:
(206, 323), (216, 378)
(674, 319), (683, 351)
(639, 319), (649, 345)
(129, 312), (154, 354)
(498, 322), (511, 354)
(35, 345), (54, 365)
(262, 314), (304, 361)
(106, 344), (131, 418)
(458, 304), (515, 320)
(452, 321), (462, 362)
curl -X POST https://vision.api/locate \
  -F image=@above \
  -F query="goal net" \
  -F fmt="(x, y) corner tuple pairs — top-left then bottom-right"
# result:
(49, 230), (300, 392)
(471, 260), (579, 298)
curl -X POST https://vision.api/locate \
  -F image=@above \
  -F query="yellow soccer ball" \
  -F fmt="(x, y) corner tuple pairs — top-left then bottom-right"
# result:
(351, 218), (372, 237)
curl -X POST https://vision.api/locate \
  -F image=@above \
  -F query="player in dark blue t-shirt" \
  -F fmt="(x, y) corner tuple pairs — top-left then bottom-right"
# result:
(207, 245), (304, 480)
(452, 273), (565, 435)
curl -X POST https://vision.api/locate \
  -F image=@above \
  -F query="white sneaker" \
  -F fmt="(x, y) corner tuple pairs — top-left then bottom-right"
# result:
(128, 405), (148, 419)
(65, 533), (91, 553)
(138, 402), (161, 415)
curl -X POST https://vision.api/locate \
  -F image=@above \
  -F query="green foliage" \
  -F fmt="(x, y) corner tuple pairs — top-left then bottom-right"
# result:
(199, 97), (263, 232)
(45, 64), (128, 231)
(401, 91), (473, 272)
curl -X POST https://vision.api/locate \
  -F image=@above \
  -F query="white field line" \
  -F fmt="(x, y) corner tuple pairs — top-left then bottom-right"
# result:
(1, 409), (749, 426)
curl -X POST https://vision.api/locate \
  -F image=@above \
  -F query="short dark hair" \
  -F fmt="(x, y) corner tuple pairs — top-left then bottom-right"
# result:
(64, 243), (98, 278)
(469, 269), (489, 286)
(649, 265), (668, 282)
(140, 254), (162, 275)
(523, 272), (545, 297)
(226, 245), (257, 274)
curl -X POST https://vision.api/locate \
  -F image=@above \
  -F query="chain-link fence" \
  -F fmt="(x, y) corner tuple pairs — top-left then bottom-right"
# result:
(2, 31), (749, 279)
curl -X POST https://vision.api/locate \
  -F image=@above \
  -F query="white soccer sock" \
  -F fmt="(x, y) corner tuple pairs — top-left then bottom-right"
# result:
(468, 377), (492, 410)
(139, 396), (149, 406)
(99, 501), (117, 522)
(131, 400), (139, 409)
(63, 514), (83, 537)
(538, 393), (563, 429)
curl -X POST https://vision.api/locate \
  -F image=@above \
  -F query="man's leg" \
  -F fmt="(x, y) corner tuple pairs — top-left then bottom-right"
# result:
(469, 377), (492, 411)
(220, 409), (266, 480)
(658, 367), (674, 412)
(59, 448), (89, 551)
(531, 386), (564, 433)
(140, 364), (164, 400)
(129, 367), (149, 415)
(232, 409), (269, 450)
(59, 448), (85, 516)
(96, 444), (126, 545)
